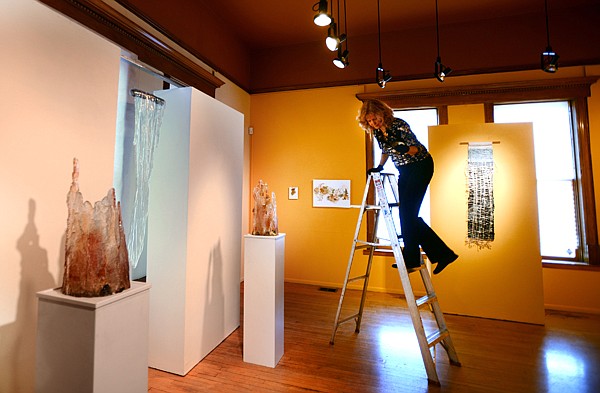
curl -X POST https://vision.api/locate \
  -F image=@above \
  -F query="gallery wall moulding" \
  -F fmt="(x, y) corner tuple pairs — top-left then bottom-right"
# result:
(356, 77), (599, 108)
(38, 0), (224, 97)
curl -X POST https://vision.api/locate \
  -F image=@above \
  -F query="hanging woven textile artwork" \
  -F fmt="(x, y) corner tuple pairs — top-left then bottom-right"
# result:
(466, 142), (495, 249)
(127, 89), (165, 269)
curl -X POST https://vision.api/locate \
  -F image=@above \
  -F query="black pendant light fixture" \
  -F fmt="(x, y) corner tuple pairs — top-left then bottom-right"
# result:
(326, 0), (347, 51)
(541, 0), (559, 73)
(375, 0), (391, 88)
(434, 0), (452, 82)
(332, 0), (349, 68)
(313, 0), (332, 27)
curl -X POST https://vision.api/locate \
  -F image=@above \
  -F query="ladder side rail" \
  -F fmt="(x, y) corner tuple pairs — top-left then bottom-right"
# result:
(384, 172), (400, 206)
(373, 172), (441, 385)
(439, 334), (462, 366)
(373, 173), (421, 309)
(384, 171), (461, 370)
(381, 173), (402, 243)
(354, 205), (381, 333)
(419, 269), (461, 366)
(382, 172), (402, 244)
(419, 268), (445, 328)
(330, 174), (373, 344)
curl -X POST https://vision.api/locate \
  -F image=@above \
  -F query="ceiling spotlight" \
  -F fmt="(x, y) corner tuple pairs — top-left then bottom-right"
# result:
(333, 48), (349, 68)
(326, 22), (346, 51)
(541, 47), (559, 73)
(541, 0), (559, 73)
(433, 0), (452, 83)
(376, 63), (392, 88)
(326, 22), (338, 51)
(313, 0), (332, 27)
(374, 0), (391, 88)
(435, 57), (452, 82)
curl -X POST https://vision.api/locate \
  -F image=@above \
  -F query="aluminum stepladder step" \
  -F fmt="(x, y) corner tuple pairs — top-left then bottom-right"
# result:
(329, 171), (461, 385)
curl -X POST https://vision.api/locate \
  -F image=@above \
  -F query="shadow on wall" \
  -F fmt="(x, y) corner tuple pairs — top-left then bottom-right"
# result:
(203, 240), (225, 354)
(0, 199), (56, 393)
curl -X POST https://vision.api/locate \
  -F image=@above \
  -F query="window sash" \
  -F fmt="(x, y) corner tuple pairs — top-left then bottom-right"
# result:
(494, 101), (582, 261)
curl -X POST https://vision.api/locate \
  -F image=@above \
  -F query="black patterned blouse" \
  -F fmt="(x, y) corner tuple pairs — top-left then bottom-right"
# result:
(373, 117), (430, 167)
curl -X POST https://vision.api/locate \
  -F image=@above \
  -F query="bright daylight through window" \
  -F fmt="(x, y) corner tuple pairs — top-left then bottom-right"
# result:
(373, 109), (438, 241)
(494, 101), (580, 261)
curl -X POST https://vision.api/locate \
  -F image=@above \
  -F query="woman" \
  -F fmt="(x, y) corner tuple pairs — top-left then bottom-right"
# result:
(357, 99), (457, 274)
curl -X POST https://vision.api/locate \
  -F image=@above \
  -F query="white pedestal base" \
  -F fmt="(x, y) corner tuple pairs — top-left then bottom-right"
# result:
(243, 234), (285, 368)
(35, 281), (150, 393)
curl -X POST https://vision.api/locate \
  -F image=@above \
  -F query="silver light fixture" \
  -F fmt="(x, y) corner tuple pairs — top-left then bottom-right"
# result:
(332, 0), (349, 68)
(541, 0), (559, 73)
(434, 0), (452, 82)
(326, 22), (339, 51)
(325, 0), (346, 51)
(375, 0), (391, 88)
(313, 0), (332, 27)
(333, 48), (350, 68)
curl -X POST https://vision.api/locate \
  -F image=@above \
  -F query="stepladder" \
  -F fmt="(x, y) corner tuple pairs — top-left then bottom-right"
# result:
(329, 171), (461, 385)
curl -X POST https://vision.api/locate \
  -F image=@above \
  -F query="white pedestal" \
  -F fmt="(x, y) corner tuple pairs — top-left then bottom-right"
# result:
(35, 281), (150, 393)
(148, 87), (243, 376)
(243, 234), (285, 368)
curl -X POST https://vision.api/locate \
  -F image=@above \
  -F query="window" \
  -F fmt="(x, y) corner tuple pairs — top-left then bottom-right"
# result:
(373, 109), (438, 242)
(359, 76), (598, 265)
(494, 101), (581, 261)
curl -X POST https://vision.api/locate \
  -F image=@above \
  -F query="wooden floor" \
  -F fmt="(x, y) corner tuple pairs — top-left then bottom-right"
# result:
(148, 282), (600, 393)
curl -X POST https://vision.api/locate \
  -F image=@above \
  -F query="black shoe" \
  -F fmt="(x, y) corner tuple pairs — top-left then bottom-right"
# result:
(433, 253), (458, 275)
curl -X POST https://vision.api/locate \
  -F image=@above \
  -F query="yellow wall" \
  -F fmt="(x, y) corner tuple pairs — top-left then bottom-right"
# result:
(249, 66), (600, 314)
(429, 123), (544, 324)
(249, 86), (372, 287)
(214, 75), (252, 280)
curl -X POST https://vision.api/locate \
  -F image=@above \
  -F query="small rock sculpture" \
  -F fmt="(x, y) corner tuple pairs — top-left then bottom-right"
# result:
(251, 180), (278, 236)
(62, 158), (130, 297)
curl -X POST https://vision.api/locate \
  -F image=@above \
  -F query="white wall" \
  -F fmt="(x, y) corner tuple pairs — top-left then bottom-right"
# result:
(0, 2), (121, 392)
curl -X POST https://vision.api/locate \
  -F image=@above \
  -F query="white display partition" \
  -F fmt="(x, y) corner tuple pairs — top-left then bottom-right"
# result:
(243, 234), (285, 367)
(147, 87), (244, 375)
(35, 281), (150, 393)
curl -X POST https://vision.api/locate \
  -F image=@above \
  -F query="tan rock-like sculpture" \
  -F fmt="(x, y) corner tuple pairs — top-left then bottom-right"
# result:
(251, 180), (278, 236)
(62, 158), (130, 297)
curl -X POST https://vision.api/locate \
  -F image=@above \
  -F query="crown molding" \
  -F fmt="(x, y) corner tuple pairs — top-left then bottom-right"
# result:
(39, 0), (224, 96)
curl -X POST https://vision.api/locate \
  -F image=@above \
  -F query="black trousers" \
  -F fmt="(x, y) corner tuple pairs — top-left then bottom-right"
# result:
(397, 155), (455, 267)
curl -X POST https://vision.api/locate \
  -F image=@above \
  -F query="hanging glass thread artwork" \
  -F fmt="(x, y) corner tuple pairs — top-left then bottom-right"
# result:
(128, 89), (165, 268)
(466, 142), (495, 250)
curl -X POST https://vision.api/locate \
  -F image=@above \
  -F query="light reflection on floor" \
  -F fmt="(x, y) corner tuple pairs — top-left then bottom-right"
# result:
(373, 324), (441, 391)
(545, 350), (585, 378)
(542, 334), (597, 393)
(376, 325), (422, 359)
(373, 325), (423, 390)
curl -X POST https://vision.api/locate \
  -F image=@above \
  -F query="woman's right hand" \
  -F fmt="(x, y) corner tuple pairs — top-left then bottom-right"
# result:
(367, 165), (384, 174)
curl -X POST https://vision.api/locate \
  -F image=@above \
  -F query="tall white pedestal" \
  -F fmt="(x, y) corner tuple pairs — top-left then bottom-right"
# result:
(147, 87), (243, 375)
(243, 234), (285, 368)
(35, 281), (150, 393)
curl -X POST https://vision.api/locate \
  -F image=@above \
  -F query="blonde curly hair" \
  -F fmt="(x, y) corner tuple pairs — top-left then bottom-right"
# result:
(357, 99), (395, 133)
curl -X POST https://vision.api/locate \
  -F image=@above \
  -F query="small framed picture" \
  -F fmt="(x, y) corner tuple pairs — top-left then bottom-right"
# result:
(288, 186), (299, 200)
(312, 179), (350, 208)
